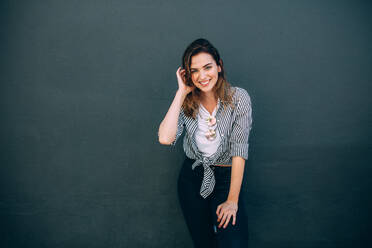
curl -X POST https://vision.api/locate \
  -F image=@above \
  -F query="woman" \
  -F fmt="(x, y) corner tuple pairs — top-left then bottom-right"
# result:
(158, 38), (252, 247)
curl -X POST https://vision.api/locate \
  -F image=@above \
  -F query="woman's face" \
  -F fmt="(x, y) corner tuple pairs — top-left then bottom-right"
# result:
(190, 52), (221, 94)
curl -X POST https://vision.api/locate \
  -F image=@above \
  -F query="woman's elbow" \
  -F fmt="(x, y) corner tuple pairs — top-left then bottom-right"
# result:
(158, 135), (173, 145)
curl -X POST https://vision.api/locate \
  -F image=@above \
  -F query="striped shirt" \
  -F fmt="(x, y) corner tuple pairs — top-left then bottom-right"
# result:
(171, 86), (253, 198)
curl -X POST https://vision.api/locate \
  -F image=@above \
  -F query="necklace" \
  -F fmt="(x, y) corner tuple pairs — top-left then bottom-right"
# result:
(205, 115), (217, 141)
(199, 102), (218, 141)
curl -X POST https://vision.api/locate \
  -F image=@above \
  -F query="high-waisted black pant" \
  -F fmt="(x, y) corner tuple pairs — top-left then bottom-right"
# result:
(177, 157), (249, 248)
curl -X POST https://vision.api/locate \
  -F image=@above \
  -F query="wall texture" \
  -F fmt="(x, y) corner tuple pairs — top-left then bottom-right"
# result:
(1, 0), (371, 247)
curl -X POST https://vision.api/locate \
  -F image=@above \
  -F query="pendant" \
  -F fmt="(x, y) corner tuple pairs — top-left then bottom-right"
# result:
(205, 129), (216, 141)
(206, 116), (216, 127)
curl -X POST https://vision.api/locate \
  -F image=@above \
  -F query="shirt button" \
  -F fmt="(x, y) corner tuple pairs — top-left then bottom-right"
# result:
(221, 134), (224, 137)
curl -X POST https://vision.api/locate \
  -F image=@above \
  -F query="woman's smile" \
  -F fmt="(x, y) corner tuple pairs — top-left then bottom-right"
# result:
(200, 79), (210, 86)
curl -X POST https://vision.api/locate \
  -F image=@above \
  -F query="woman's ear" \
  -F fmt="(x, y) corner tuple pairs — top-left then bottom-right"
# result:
(218, 59), (223, 72)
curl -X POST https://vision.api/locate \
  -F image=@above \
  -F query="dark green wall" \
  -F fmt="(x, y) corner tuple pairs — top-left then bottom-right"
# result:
(1, 0), (371, 247)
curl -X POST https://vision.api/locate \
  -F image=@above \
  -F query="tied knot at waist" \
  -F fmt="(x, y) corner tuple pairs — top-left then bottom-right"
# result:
(191, 157), (216, 199)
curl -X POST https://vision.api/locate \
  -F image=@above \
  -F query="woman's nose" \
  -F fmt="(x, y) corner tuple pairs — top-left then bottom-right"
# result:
(199, 70), (207, 79)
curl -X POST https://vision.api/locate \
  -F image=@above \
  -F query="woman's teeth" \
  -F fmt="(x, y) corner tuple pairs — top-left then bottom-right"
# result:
(200, 80), (209, 85)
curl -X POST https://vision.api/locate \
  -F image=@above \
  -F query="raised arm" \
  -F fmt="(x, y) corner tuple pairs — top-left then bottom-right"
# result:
(158, 67), (194, 145)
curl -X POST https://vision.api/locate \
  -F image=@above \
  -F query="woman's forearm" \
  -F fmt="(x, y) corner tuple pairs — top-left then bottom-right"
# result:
(227, 156), (245, 203)
(158, 90), (187, 145)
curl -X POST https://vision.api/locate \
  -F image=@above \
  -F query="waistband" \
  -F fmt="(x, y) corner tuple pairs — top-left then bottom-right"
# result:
(184, 157), (231, 170)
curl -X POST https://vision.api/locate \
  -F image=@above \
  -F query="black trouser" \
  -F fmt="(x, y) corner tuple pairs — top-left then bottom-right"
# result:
(177, 157), (249, 248)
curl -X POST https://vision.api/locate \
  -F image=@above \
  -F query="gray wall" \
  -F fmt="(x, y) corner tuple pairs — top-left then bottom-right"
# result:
(1, 0), (371, 247)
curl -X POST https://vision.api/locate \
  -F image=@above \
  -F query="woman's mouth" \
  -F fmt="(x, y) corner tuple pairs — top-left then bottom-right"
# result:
(200, 80), (210, 87)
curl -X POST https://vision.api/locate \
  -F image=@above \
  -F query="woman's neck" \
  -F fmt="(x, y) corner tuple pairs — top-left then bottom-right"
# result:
(200, 91), (217, 105)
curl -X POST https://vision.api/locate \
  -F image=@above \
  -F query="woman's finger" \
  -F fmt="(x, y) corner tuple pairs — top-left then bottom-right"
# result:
(218, 212), (228, 228)
(217, 207), (225, 221)
(217, 209), (224, 224)
(216, 205), (221, 216)
(232, 213), (236, 225)
(223, 214), (232, 228)
(217, 210), (222, 222)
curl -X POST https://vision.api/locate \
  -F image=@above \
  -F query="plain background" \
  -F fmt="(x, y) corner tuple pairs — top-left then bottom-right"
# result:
(1, 0), (371, 247)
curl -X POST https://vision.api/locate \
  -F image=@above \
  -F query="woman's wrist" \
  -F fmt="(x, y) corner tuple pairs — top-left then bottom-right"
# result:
(227, 196), (239, 204)
(176, 89), (189, 99)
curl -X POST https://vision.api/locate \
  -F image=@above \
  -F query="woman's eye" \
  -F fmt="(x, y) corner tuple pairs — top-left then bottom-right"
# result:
(205, 66), (211, 70)
(191, 71), (197, 74)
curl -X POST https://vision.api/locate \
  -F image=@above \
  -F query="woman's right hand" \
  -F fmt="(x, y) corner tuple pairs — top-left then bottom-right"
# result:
(176, 67), (194, 95)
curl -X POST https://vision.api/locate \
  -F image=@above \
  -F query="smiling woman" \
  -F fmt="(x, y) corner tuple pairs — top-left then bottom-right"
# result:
(158, 38), (252, 247)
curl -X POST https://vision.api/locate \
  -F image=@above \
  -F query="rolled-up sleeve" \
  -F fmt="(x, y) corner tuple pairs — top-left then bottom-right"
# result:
(230, 89), (253, 160)
(170, 109), (185, 146)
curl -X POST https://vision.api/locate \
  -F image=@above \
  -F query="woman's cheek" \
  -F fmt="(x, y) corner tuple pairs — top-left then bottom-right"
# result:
(192, 76), (198, 85)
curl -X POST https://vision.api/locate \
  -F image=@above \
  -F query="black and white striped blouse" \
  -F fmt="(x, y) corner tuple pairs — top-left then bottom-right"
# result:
(171, 86), (253, 199)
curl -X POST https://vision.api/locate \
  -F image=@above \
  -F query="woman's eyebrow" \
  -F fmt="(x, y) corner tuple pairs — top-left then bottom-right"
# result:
(190, 63), (213, 70)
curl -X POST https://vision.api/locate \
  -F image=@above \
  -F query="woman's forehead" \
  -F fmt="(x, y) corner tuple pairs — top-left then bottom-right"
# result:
(191, 53), (215, 68)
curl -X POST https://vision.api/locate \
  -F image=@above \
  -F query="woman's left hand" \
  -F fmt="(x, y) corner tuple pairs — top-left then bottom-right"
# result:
(216, 201), (238, 228)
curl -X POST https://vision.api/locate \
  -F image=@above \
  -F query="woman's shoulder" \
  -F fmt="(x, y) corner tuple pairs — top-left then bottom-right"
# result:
(230, 85), (251, 105)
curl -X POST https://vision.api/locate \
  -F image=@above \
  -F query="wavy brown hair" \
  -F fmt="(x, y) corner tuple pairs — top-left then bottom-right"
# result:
(181, 38), (235, 119)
